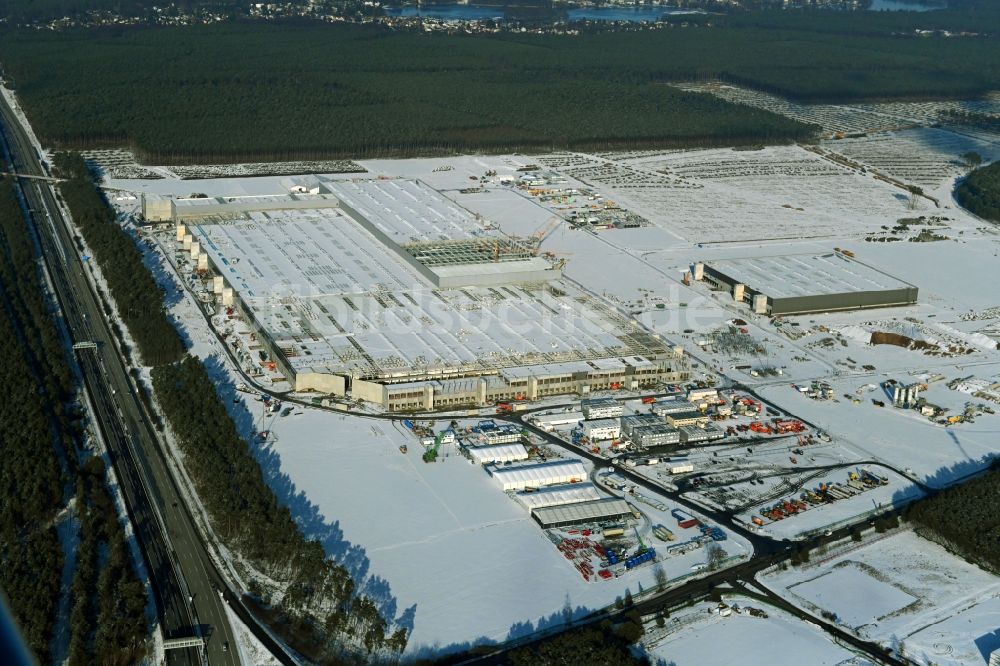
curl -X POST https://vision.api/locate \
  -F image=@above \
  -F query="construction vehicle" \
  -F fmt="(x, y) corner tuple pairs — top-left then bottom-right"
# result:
(422, 430), (449, 463)
(751, 516), (765, 527)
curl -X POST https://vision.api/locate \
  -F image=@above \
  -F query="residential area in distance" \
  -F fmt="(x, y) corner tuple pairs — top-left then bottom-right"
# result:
(1, 2), (1000, 666)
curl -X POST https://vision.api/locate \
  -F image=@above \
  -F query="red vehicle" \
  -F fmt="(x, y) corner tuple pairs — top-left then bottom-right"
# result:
(641, 396), (656, 404)
(598, 569), (613, 580)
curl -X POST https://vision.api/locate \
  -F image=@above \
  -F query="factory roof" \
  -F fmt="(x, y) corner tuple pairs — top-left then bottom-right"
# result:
(324, 178), (490, 245)
(706, 253), (915, 299)
(532, 498), (632, 527)
(189, 208), (422, 299)
(631, 423), (680, 438)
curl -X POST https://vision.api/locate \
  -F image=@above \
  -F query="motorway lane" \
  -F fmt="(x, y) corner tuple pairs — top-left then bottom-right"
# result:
(0, 99), (241, 664)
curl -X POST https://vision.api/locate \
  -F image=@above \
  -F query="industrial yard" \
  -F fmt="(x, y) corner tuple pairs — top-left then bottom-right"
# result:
(91, 91), (1000, 660)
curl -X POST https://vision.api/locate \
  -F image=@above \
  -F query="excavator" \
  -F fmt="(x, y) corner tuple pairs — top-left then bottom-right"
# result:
(423, 430), (448, 463)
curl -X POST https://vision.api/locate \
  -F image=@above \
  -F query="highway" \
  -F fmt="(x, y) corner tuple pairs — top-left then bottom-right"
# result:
(0, 97), (242, 664)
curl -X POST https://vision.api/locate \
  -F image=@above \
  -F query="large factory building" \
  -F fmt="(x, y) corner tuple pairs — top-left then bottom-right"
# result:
(694, 252), (917, 316)
(167, 177), (689, 409)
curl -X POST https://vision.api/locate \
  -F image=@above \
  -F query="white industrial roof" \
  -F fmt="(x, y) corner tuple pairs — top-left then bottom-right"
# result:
(490, 460), (586, 487)
(468, 443), (529, 465)
(532, 498), (633, 526)
(189, 208), (421, 299)
(324, 178), (490, 244)
(515, 483), (603, 510)
(583, 418), (620, 431)
(707, 253), (914, 299)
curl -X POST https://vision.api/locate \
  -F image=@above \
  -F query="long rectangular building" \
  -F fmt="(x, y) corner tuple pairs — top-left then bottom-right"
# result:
(490, 460), (587, 492)
(532, 498), (633, 529)
(515, 483), (603, 510)
(698, 252), (918, 316)
(174, 181), (689, 407)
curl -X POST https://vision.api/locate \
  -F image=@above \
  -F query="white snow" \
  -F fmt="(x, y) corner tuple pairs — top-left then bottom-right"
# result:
(644, 599), (865, 666)
(764, 529), (1000, 665)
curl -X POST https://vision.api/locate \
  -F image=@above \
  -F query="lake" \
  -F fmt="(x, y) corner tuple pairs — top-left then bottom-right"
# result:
(868, 0), (941, 11)
(382, 4), (699, 22)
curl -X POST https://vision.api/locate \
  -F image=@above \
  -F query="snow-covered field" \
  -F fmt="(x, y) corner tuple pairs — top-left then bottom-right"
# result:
(788, 564), (918, 628)
(763, 529), (1000, 665)
(243, 406), (749, 657)
(94, 113), (1000, 659)
(644, 598), (869, 666)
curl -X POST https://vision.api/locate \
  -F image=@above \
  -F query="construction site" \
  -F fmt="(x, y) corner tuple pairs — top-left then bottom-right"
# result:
(158, 176), (688, 408)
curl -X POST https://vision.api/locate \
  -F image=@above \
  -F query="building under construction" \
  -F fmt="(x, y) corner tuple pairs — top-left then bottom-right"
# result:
(172, 177), (689, 409)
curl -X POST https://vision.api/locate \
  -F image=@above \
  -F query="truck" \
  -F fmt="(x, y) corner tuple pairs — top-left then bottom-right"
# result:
(669, 464), (694, 474)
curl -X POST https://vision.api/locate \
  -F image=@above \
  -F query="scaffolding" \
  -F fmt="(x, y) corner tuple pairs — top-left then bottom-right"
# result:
(403, 237), (536, 267)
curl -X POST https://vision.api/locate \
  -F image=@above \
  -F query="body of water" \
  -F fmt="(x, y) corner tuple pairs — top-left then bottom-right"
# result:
(868, 0), (941, 11)
(383, 4), (696, 22)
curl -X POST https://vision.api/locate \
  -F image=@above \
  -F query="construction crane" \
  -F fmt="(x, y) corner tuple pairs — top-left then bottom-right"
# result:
(528, 216), (563, 253)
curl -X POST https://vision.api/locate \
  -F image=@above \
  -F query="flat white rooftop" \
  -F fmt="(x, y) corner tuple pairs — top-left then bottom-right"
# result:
(190, 208), (424, 298)
(708, 253), (915, 299)
(244, 284), (649, 380)
(325, 178), (491, 244)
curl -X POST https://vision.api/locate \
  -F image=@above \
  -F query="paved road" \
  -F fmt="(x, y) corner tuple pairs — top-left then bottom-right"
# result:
(0, 97), (242, 665)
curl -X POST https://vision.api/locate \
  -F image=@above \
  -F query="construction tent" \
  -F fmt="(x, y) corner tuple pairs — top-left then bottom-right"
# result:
(490, 460), (587, 492)
(515, 483), (603, 510)
(468, 443), (529, 465)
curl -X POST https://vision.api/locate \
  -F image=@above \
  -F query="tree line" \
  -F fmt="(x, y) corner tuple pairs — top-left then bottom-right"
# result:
(57, 159), (406, 660)
(0, 175), (149, 663)
(53, 152), (186, 365)
(153, 357), (407, 660)
(955, 160), (1000, 223)
(0, 10), (997, 162)
(906, 462), (1000, 572)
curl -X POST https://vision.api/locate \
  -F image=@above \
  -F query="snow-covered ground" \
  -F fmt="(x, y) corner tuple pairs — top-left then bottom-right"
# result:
(222, 601), (281, 666)
(643, 597), (870, 666)
(241, 405), (749, 657)
(763, 529), (1000, 665)
(93, 115), (1000, 658)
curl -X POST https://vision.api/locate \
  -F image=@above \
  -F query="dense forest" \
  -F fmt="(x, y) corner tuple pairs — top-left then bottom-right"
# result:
(955, 160), (1000, 222)
(2, 9), (998, 162)
(906, 464), (1000, 573)
(53, 152), (186, 365)
(0, 175), (148, 662)
(55, 162), (404, 659)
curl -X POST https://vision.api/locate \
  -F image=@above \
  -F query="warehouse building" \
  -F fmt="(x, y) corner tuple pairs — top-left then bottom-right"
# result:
(665, 410), (710, 428)
(176, 180), (689, 407)
(678, 424), (725, 445)
(581, 398), (624, 420)
(468, 443), (529, 465)
(515, 483), (603, 510)
(695, 252), (918, 316)
(630, 423), (681, 449)
(621, 413), (664, 438)
(532, 498), (634, 529)
(651, 398), (695, 416)
(490, 460), (587, 492)
(582, 418), (621, 442)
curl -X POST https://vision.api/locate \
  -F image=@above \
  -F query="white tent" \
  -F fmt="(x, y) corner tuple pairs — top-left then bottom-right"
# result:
(490, 460), (587, 492)
(468, 443), (529, 465)
(515, 483), (603, 510)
